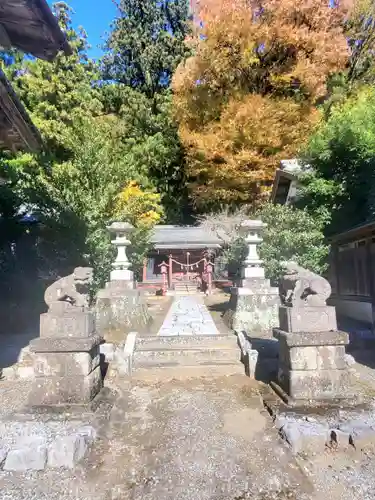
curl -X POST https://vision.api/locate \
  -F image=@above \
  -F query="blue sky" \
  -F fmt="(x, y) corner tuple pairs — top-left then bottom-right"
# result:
(48, 0), (118, 60)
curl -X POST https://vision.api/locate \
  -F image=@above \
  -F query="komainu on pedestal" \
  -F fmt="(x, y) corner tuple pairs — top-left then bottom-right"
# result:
(273, 262), (350, 403)
(28, 267), (103, 407)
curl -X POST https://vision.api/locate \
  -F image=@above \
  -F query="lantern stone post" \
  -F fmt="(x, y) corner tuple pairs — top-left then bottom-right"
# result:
(224, 219), (279, 337)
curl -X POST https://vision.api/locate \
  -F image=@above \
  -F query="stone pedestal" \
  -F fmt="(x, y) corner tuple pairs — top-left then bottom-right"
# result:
(28, 308), (102, 407)
(274, 328), (350, 401)
(96, 282), (151, 340)
(225, 279), (279, 336)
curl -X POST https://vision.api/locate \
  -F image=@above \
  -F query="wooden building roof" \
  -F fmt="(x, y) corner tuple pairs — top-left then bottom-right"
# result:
(0, 0), (71, 61)
(150, 225), (222, 250)
(0, 68), (41, 151)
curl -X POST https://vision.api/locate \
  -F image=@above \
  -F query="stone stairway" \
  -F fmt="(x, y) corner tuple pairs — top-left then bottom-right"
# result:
(131, 334), (244, 380)
(172, 281), (200, 294)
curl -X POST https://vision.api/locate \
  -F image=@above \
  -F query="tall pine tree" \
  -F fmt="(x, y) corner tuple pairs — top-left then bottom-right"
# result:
(102, 0), (191, 98)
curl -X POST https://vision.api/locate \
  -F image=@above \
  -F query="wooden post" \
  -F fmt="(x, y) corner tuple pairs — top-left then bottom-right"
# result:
(207, 262), (213, 295)
(142, 258), (147, 283)
(160, 261), (168, 296)
(168, 254), (173, 290)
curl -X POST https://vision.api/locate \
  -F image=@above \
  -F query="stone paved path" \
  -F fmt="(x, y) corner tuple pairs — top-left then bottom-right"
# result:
(157, 295), (220, 336)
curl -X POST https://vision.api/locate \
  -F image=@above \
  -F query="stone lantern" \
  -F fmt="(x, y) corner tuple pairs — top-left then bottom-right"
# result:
(224, 219), (279, 343)
(239, 220), (266, 283)
(107, 222), (134, 283)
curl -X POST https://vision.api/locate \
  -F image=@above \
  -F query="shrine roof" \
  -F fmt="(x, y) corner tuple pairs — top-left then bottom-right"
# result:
(0, 68), (42, 151)
(0, 0), (71, 61)
(150, 225), (222, 250)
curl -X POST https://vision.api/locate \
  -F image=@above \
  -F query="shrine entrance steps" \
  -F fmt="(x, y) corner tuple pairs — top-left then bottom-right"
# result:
(129, 295), (244, 380)
(131, 334), (244, 381)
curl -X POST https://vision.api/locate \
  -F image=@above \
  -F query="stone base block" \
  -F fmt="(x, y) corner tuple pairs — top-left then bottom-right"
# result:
(96, 289), (151, 339)
(108, 270), (134, 287)
(279, 306), (337, 333)
(40, 309), (95, 338)
(224, 286), (279, 337)
(28, 365), (102, 406)
(277, 366), (351, 400)
(274, 328), (350, 401)
(32, 347), (100, 377)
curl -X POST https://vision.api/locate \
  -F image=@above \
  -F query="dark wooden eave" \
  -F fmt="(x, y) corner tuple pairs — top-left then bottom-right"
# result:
(0, 68), (42, 151)
(0, 0), (71, 61)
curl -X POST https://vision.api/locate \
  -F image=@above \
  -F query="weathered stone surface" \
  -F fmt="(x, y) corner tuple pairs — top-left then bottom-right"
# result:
(96, 289), (150, 338)
(279, 306), (337, 333)
(30, 335), (102, 353)
(33, 348), (100, 377)
(158, 297), (219, 336)
(274, 329), (349, 347)
(279, 344), (346, 371)
(0, 447), (7, 465)
(29, 365), (102, 405)
(48, 434), (87, 469)
(40, 309), (95, 338)
(280, 421), (328, 454)
(339, 419), (375, 450)
(225, 289), (279, 337)
(278, 366), (351, 400)
(4, 437), (47, 471)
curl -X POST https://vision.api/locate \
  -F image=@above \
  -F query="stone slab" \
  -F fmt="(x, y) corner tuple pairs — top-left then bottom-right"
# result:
(28, 365), (103, 406)
(274, 329), (349, 347)
(4, 437), (47, 471)
(30, 335), (102, 353)
(278, 306), (337, 333)
(158, 296), (219, 336)
(33, 349), (100, 377)
(40, 310), (95, 338)
(277, 366), (351, 400)
(48, 434), (87, 469)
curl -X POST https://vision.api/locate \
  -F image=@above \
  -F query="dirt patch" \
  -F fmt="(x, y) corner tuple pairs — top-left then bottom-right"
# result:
(204, 292), (232, 334)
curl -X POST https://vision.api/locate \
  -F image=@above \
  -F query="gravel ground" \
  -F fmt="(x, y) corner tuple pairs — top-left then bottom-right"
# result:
(0, 375), (313, 500)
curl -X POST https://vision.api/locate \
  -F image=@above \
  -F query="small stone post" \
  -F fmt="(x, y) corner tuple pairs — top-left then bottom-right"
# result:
(28, 267), (102, 408)
(273, 262), (350, 404)
(96, 222), (150, 340)
(224, 220), (279, 337)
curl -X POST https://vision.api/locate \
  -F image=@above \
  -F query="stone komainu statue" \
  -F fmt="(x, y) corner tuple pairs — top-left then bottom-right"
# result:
(44, 267), (94, 311)
(279, 261), (331, 307)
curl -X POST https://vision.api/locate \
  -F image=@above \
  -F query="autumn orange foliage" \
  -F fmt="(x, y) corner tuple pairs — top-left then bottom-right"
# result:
(173, 0), (352, 209)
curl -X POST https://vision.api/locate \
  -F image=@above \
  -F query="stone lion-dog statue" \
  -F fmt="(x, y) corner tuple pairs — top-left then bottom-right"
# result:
(44, 267), (94, 311)
(279, 261), (331, 307)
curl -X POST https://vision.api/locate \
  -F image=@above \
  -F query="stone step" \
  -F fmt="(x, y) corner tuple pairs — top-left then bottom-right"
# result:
(135, 348), (240, 364)
(131, 364), (245, 381)
(137, 334), (238, 347)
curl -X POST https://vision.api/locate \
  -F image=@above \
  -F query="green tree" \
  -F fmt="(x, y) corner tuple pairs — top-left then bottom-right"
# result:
(298, 86), (375, 236)
(255, 203), (329, 283)
(199, 203), (328, 283)
(102, 0), (191, 98)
